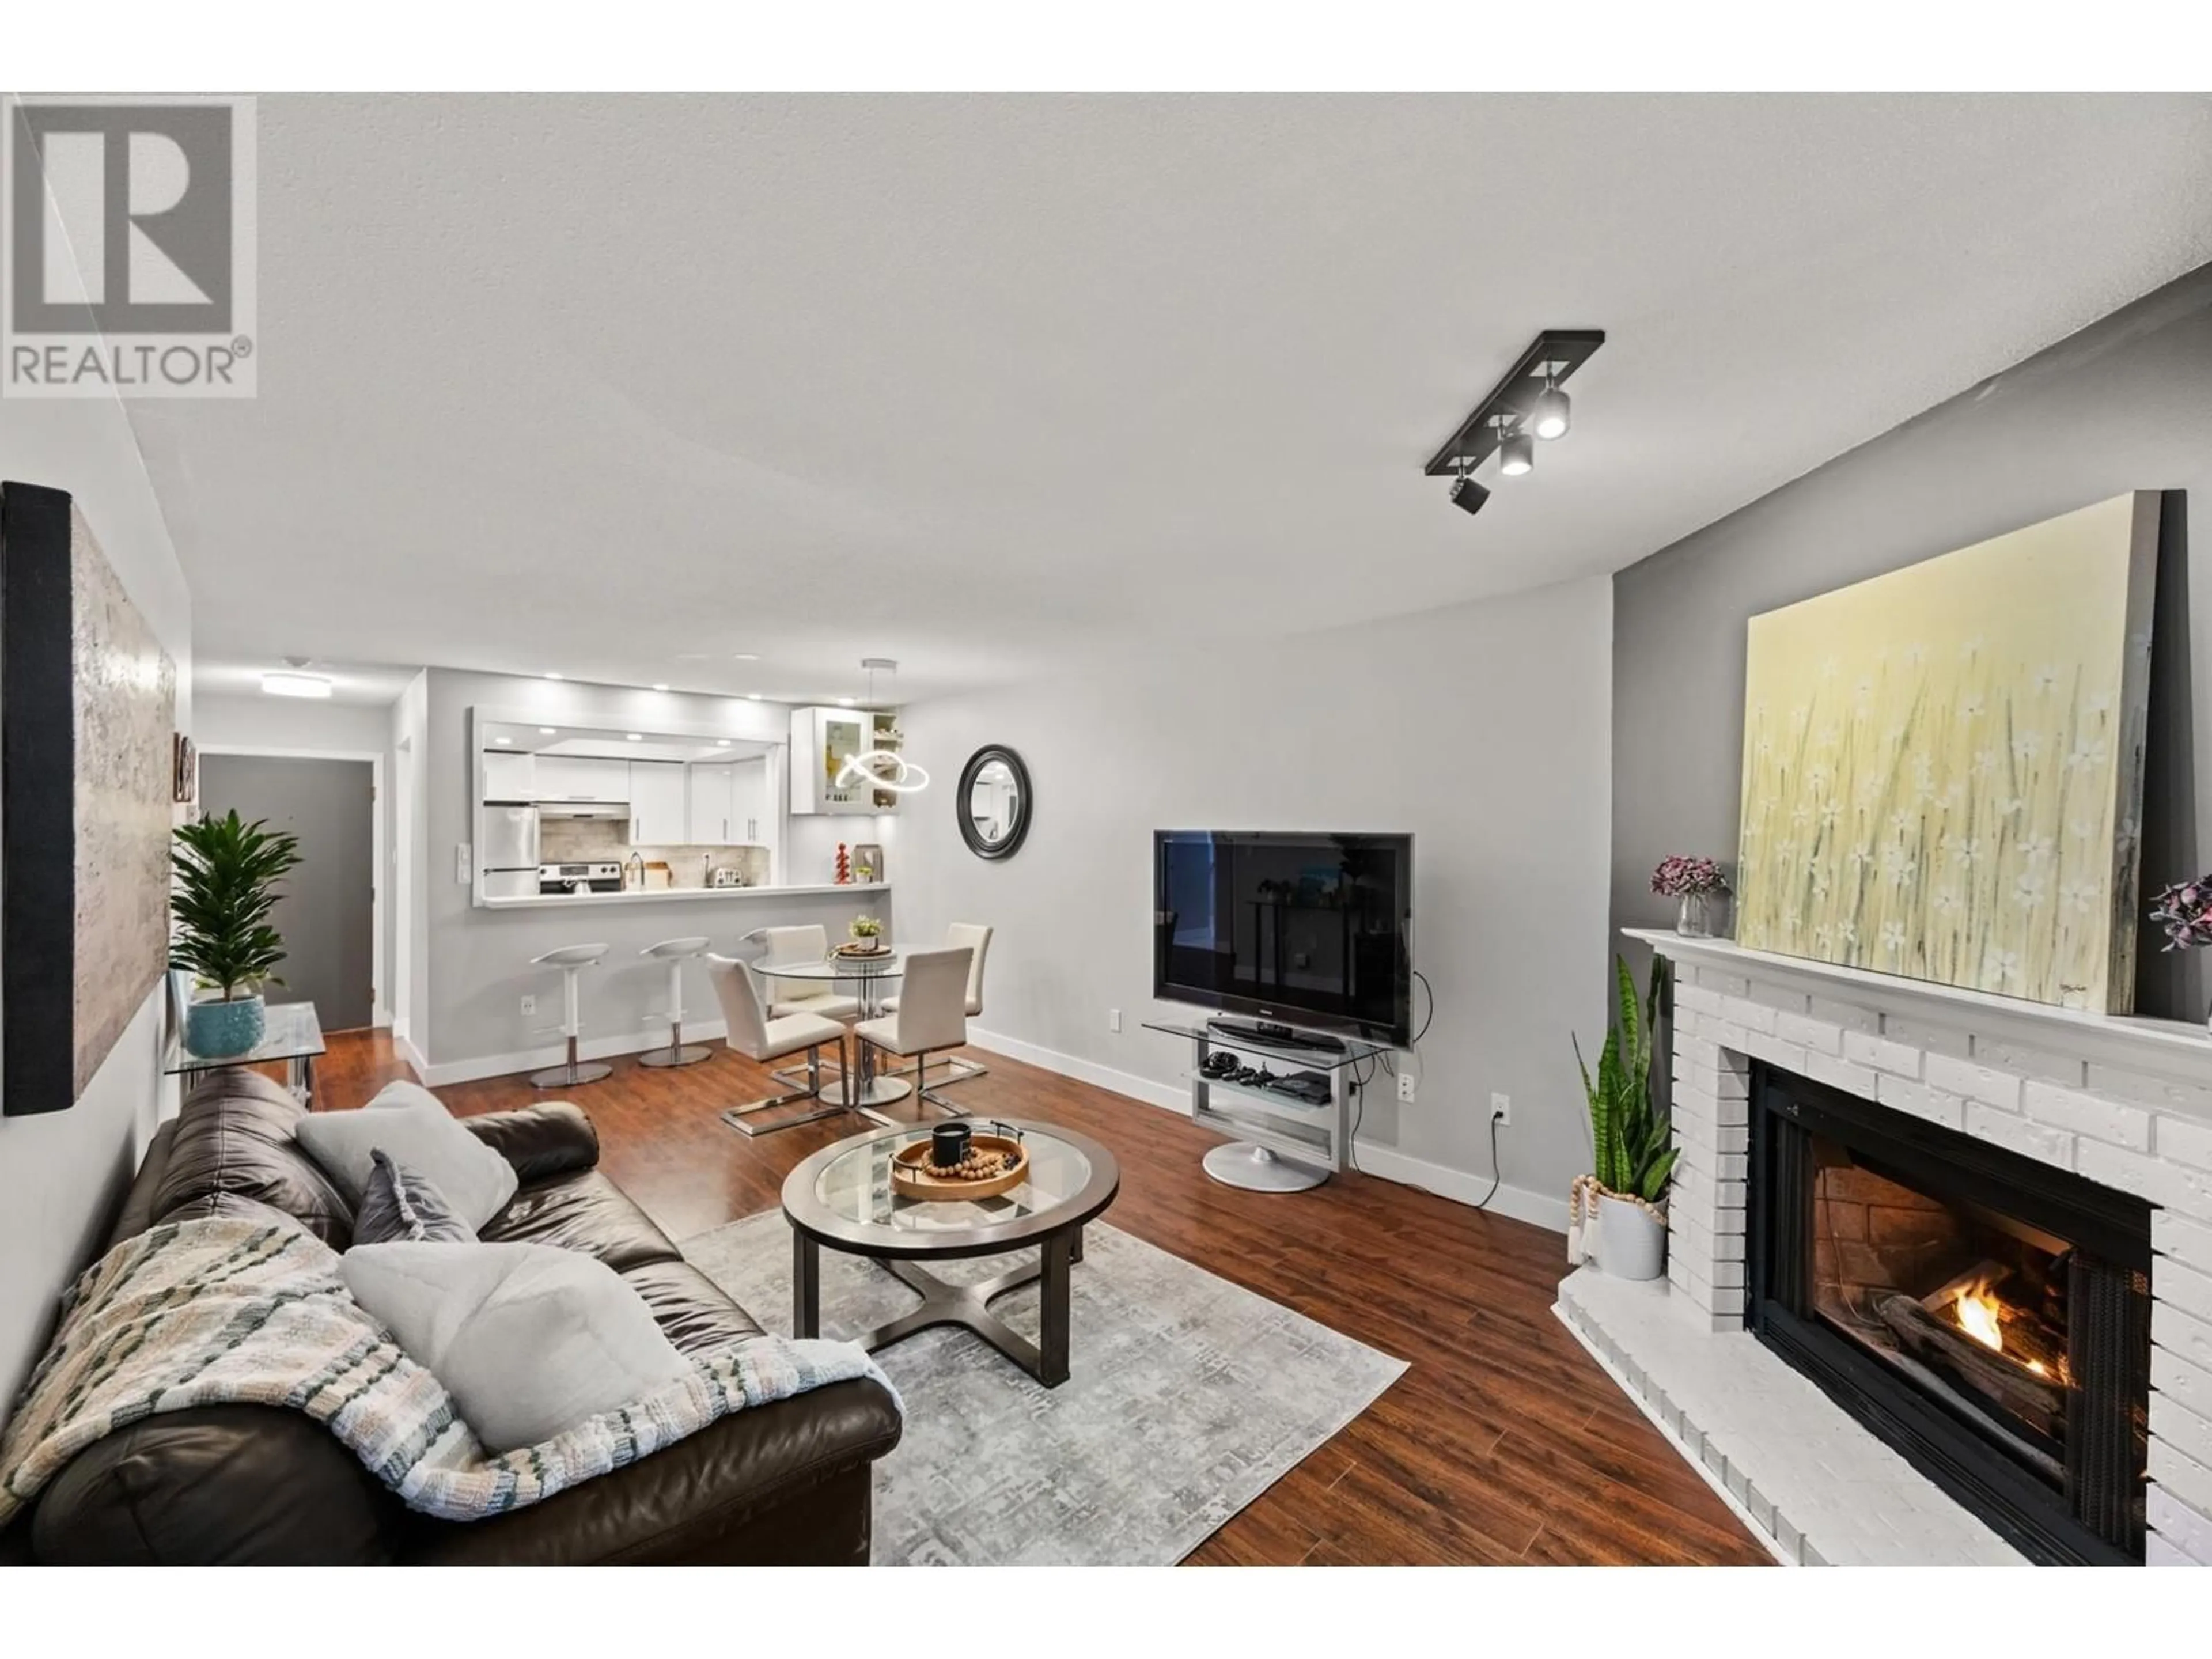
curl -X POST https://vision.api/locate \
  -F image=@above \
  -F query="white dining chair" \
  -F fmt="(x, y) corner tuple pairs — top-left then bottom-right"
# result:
(706, 955), (850, 1137)
(882, 923), (992, 1087)
(851, 946), (971, 1115)
(756, 924), (861, 1021)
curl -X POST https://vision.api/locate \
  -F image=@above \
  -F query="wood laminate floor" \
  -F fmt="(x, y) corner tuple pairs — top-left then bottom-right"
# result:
(310, 1030), (1766, 1565)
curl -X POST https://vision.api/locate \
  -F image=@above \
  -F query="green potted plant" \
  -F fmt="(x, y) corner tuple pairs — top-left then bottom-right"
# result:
(848, 915), (884, 953)
(1571, 954), (1679, 1281)
(171, 809), (303, 1058)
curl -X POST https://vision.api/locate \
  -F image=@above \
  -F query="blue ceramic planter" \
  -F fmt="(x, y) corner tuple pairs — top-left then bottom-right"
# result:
(186, 994), (265, 1059)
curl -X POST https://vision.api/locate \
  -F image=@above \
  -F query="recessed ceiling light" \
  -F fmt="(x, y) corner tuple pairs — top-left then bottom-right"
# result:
(747, 692), (764, 701)
(493, 736), (513, 745)
(838, 696), (855, 706)
(715, 738), (732, 747)
(652, 683), (670, 692)
(626, 732), (643, 741)
(261, 671), (334, 699)
(731, 652), (760, 661)
(538, 725), (557, 735)
(544, 672), (563, 681)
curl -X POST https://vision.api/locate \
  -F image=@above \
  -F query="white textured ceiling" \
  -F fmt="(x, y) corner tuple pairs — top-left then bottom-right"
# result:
(137, 93), (2212, 704)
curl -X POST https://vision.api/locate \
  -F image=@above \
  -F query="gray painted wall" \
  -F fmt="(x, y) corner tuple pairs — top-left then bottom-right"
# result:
(897, 574), (1615, 1226)
(414, 668), (895, 1077)
(1611, 264), (2212, 1021)
(0, 395), (194, 1427)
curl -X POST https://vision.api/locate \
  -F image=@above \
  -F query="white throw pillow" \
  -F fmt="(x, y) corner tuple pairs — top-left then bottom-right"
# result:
(342, 1241), (692, 1453)
(296, 1081), (519, 1230)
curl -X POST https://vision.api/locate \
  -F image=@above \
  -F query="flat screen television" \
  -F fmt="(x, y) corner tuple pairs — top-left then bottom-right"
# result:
(1153, 830), (1414, 1047)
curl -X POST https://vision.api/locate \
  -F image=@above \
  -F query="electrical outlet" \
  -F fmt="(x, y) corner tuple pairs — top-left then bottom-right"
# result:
(521, 995), (538, 1018)
(1397, 1071), (1418, 1104)
(455, 842), (472, 884)
(1490, 1091), (1512, 1125)
(1108, 1008), (1123, 1033)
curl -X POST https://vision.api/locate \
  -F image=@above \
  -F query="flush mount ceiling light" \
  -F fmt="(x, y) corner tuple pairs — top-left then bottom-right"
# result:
(1423, 328), (1603, 512)
(261, 670), (334, 699)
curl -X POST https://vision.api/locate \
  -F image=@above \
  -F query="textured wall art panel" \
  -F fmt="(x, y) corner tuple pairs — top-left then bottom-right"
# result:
(1734, 493), (2159, 1013)
(70, 503), (177, 1097)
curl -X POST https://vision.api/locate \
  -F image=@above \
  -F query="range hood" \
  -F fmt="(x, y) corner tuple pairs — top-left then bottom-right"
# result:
(537, 800), (631, 820)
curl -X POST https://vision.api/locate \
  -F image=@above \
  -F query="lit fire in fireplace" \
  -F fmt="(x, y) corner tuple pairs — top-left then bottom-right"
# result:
(1951, 1283), (2052, 1377)
(1955, 1287), (2004, 1351)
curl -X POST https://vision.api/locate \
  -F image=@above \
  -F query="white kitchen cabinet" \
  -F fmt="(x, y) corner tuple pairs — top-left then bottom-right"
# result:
(480, 749), (537, 802)
(729, 755), (771, 844)
(789, 705), (888, 815)
(686, 764), (736, 844)
(534, 756), (630, 803)
(627, 760), (687, 845)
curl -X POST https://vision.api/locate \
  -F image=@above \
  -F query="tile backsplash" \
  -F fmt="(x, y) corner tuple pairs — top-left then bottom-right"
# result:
(540, 818), (771, 888)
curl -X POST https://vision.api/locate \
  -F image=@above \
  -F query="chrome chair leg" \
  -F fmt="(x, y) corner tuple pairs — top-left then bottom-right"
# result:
(915, 1047), (961, 1115)
(720, 1041), (848, 1138)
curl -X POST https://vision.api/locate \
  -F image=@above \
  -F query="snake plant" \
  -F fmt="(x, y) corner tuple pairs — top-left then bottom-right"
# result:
(1573, 954), (1679, 1203)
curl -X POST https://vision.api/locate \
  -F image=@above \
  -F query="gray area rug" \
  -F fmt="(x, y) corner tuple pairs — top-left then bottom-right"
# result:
(684, 1212), (1406, 1565)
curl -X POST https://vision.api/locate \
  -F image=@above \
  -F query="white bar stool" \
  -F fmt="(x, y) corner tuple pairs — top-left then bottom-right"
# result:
(531, 942), (613, 1088)
(639, 935), (714, 1069)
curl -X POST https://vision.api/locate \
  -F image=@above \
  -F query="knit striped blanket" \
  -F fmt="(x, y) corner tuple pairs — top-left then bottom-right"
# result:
(0, 1215), (890, 1528)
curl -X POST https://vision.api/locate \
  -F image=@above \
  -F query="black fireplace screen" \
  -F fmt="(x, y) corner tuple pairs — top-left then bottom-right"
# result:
(1751, 1062), (2151, 1565)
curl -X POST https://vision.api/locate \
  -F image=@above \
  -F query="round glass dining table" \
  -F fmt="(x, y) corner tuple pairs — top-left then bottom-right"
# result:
(766, 948), (911, 1112)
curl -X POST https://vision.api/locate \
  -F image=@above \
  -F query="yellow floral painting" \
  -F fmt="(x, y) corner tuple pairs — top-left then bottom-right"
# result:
(1735, 493), (2160, 1012)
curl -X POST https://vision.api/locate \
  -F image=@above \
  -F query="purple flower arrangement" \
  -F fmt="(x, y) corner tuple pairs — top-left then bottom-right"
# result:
(2149, 876), (2212, 952)
(1652, 855), (1729, 899)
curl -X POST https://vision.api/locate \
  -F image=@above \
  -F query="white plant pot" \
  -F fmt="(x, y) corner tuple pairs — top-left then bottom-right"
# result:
(1597, 1191), (1667, 1281)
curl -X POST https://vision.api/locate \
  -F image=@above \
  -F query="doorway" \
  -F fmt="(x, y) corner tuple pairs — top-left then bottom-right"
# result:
(199, 753), (377, 1031)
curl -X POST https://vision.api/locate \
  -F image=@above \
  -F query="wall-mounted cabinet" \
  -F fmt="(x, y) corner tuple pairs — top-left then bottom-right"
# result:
(534, 755), (630, 803)
(790, 705), (900, 815)
(682, 758), (775, 846)
(626, 760), (687, 845)
(481, 749), (537, 802)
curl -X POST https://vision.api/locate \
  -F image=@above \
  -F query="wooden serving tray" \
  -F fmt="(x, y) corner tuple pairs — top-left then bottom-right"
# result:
(890, 1134), (1029, 1202)
(835, 941), (889, 957)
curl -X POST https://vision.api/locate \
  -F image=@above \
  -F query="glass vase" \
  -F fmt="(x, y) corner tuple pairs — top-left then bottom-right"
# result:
(1676, 892), (1713, 937)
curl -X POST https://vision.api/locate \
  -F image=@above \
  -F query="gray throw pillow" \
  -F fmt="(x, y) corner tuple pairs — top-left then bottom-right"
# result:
(354, 1149), (476, 1245)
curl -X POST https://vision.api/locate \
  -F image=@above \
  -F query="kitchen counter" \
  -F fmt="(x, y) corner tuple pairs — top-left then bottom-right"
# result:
(484, 882), (889, 910)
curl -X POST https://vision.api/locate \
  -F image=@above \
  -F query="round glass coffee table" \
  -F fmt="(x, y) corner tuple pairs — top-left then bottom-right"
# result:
(781, 1118), (1120, 1388)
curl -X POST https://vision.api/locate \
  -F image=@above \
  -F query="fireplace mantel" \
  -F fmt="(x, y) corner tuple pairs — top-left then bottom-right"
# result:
(1624, 927), (2212, 1087)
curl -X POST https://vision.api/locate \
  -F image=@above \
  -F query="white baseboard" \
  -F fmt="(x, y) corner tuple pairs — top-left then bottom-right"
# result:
(1347, 1139), (1568, 1233)
(964, 1025), (1566, 1233)
(415, 1020), (730, 1089)
(393, 1029), (430, 1082)
(964, 1025), (1189, 1114)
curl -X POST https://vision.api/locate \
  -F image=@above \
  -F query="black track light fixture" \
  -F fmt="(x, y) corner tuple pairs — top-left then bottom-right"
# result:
(1423, 329), (1603, 516)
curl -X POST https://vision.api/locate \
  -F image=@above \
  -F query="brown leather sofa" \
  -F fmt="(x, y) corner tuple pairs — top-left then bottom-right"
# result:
(0, 1067), (901, 1565)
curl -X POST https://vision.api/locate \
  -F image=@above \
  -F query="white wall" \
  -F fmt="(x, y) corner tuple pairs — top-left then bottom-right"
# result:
(898, 575), (1615, 1228)
(0, 395), (194, 1425)
(193, 691), (395, 755)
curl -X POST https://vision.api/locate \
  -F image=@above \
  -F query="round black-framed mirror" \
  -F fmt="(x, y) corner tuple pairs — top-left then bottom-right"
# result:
(958, 745), (1032, 861)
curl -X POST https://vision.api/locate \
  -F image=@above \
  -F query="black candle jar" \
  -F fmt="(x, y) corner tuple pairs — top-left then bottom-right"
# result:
(930, 1123), (971, 1168)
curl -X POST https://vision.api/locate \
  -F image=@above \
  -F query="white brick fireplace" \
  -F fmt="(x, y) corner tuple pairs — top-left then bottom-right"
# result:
(1555, 927), (2212, 1567)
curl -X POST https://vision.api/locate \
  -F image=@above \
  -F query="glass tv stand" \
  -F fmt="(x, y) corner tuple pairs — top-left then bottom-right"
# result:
(1140, 1019), (1389, 1191)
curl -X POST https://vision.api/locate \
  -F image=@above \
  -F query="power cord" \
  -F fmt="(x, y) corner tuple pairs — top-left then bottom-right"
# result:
(1348, 971), (1435, 1177)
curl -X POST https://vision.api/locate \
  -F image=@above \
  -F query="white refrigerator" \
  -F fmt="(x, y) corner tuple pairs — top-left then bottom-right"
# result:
(480, 805), (541, 899)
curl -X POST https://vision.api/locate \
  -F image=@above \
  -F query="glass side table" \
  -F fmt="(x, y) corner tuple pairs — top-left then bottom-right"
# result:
(163, 1000), (327, 1107)
(1139, 1019), (1389, 1191)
